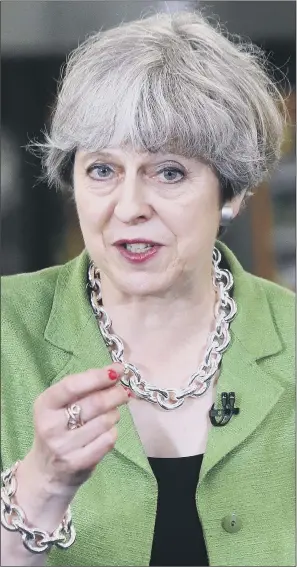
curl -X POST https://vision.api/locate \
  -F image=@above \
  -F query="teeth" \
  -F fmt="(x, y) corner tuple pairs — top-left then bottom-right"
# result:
(125, 243), (153, 253)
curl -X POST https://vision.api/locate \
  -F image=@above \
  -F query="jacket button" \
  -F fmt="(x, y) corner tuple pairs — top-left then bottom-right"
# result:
(222, 513), (242, 533)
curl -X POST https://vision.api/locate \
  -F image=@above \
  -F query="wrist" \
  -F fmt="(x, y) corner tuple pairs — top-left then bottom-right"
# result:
(15, 458), (75, 533)
(1, 461), (76, 555)
(21, 449), (78, 498)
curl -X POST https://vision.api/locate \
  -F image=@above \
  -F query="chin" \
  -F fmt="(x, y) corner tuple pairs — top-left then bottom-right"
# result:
(113, 269), (172, 297)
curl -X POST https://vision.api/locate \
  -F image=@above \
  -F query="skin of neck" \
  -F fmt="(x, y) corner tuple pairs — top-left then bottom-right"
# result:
(99, 258), (216, 360)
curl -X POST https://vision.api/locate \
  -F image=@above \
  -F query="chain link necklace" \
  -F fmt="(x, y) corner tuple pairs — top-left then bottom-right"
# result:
(88, 247), (237, 410)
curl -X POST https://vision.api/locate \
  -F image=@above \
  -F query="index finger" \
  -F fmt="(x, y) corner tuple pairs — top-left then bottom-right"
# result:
(43, 363), (125, 409)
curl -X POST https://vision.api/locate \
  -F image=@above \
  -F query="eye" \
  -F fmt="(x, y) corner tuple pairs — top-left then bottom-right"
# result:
(157, 167), (185, 183)
(87, 164), (114, 180)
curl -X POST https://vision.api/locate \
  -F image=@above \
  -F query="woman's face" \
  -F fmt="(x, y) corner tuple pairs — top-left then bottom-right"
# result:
(74, 147), (222, 296)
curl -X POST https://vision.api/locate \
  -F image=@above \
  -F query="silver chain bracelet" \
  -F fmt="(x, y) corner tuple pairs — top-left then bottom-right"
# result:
(1, 462), (76, 554)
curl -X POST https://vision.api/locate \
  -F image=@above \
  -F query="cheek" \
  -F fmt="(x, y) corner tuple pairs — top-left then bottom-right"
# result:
(75, 192), (108, 234)
(164, 194), (220, 239)
(75, 195), (107, 262)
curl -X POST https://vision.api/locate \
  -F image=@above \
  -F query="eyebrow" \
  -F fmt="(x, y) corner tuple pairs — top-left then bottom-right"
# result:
(82, 151), (187, 163)
(82, 151), (116, 161)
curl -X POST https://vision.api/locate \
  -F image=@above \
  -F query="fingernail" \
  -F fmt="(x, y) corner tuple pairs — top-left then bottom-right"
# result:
(108, 369), (118, 381)
(124, 386), (132, 398)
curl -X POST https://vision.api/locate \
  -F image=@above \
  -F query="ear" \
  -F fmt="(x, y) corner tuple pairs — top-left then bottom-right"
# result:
(226, 192), (246, 219)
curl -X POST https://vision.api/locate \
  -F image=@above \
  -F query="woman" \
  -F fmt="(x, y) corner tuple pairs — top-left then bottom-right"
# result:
(1, 10), (295, 567)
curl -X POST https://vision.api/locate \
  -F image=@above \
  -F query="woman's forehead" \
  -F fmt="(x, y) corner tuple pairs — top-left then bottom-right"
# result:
(75, 148), (201, 166)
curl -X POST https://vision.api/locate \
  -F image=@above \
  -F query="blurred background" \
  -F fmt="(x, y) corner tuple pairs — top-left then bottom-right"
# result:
(1, 0), (296, 289)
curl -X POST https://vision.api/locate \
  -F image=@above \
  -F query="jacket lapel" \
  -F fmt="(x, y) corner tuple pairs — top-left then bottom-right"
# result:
(199, 243), (284, 481)
(199, 336), (284, 483)
(44, 251), (151, 476)
(44, 245), (285, 481)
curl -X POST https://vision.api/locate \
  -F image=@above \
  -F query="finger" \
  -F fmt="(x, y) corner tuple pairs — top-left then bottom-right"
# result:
(67, 426), (118, 470)
(74, 382), (130, 423)
(56, 409), (121, 453)
(50, 383), (129, 435)
(42, 364), (125, 409)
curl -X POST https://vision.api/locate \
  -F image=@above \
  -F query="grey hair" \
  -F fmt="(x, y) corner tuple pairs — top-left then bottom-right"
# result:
(35, 10), (288, 198)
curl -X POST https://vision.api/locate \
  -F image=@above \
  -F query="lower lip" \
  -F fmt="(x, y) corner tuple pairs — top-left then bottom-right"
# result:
(115, 245), (161, 264)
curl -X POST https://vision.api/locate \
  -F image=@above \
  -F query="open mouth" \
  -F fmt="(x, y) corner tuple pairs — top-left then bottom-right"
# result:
(114, 240), (162, 263)
(121, 243), (155, 253)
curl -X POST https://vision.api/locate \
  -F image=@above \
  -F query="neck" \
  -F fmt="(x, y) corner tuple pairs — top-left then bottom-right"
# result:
(99, 268), (216, 357)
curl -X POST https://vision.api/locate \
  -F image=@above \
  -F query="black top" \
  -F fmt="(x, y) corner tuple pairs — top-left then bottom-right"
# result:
(149, 455), (209, 566)
(148, 249), (230, 565)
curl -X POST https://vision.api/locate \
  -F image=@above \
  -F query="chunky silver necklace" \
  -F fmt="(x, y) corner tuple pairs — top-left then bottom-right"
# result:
(88, 247), (237, 410)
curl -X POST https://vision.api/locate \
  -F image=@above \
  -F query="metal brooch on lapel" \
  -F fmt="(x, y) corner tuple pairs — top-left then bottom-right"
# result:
(209, 392), (240, 426)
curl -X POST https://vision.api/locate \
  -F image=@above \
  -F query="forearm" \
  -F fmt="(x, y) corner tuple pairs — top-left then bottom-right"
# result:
(1, 460), (75, 566)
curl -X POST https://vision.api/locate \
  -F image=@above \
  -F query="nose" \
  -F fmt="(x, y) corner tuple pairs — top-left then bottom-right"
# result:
(113, 175), (153, 224)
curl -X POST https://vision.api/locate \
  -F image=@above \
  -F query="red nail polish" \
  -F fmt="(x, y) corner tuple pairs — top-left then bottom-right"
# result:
(108, 369), (118, 380)
(124, 386), (132, 398)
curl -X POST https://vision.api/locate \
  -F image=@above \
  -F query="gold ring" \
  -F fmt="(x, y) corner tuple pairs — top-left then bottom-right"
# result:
(65, 403), (84, 430)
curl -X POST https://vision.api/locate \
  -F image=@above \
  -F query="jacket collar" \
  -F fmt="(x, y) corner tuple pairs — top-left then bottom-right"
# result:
(45, 243), (283, 361)
(220, 243), (284, 360)
(45, 244), (285, 478)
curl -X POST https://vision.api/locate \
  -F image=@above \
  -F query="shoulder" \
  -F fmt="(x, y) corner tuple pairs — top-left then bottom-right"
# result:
(1, 252), (87, 338)
(1, 264), (63, 331)
(236, 271), (295, 384)
(220, 241), (294, 340)
(248, 273), (294, 333)
(2, 263), (62, 296)
(220, 241), (295, 383)
(1, 251), (90, 353)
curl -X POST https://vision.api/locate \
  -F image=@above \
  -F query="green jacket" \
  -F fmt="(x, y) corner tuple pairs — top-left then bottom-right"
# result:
(1, 244), (295, 566)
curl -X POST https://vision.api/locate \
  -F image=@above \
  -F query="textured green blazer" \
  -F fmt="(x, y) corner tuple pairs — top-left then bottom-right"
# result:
(1, 243), (295, 567)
